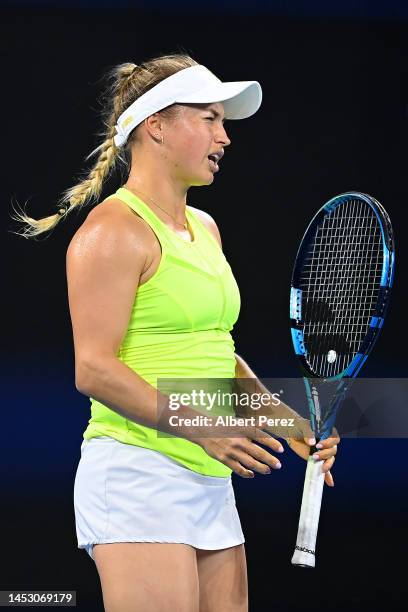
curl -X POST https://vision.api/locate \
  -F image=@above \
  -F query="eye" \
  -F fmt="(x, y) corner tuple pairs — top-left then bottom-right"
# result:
(205, 116), (215, 120)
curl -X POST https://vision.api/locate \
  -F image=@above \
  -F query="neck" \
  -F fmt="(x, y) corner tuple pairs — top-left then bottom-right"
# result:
(125, 172), (188, 227)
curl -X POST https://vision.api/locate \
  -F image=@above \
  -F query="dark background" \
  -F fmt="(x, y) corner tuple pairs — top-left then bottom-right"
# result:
(2, 1), (408, 610)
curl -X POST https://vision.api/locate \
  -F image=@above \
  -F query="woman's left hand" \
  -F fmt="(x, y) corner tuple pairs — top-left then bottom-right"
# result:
(286, 431), (340, 487)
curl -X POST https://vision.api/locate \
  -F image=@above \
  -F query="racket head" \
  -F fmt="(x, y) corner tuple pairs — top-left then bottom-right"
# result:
(290, 192), (395, 380)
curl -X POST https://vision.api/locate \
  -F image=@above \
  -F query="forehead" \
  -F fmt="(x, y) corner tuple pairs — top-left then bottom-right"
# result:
(182, 101), (225, 118)
(203, 102), (225, 113)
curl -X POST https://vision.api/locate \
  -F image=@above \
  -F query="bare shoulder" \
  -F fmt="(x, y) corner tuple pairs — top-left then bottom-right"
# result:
(188, 205), (222, 249)
(66, 197), (155, 261)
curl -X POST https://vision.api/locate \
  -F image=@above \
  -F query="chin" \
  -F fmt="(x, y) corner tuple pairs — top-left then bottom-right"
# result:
(189, 173), (215, 187)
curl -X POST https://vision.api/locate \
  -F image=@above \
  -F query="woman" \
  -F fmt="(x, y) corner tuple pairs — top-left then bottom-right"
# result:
(13, 53), (339, 612)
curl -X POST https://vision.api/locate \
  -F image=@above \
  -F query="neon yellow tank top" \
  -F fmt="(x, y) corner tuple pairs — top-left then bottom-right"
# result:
(83, 186), (241, 477)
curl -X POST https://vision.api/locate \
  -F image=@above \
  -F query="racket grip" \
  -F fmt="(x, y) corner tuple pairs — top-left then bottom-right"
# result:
(291, 455), (325, 568)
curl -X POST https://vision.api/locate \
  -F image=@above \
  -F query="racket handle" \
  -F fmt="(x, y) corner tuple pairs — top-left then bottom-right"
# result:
(291, 455), (325, 568)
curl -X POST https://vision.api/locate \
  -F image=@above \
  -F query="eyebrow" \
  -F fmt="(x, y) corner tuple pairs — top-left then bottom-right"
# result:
(208, 108), (226, 122)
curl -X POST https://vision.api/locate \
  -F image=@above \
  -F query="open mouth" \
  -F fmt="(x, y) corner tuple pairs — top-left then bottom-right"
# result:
(208, 155), (219, 171)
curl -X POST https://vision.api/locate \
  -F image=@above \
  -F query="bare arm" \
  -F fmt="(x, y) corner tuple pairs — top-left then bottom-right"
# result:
(234, 353), (311, 435)
(234, 352), (304, 422)
(66, 208), (210, 441)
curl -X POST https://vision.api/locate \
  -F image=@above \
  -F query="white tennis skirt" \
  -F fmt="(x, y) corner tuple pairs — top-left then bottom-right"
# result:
(73, 436), (245, 561)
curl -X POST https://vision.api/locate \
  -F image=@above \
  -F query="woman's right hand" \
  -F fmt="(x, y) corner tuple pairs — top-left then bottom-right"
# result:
(196, 428), (285, 478)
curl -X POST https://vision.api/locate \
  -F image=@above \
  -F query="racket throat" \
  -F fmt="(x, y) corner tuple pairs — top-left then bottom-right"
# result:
(310, 384), (323, 437)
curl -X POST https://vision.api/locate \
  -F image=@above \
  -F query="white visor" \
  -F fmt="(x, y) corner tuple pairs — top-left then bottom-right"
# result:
(113, 64), (262, 147)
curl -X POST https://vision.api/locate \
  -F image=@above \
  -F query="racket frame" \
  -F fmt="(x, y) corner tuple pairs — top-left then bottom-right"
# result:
(289, 192), (395, 568)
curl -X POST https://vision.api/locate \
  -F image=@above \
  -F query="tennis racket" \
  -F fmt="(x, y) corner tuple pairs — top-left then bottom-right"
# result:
(289, 191), (395, 568)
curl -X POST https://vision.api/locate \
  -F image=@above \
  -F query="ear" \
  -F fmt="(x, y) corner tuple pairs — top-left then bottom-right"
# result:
(144, 112), (163, 141)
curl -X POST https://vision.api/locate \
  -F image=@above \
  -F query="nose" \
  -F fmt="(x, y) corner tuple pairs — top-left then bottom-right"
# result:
(217, 123), (231, 147)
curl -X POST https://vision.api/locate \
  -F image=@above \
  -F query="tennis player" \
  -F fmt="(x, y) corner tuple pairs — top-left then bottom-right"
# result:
(13, 53), (339, 612)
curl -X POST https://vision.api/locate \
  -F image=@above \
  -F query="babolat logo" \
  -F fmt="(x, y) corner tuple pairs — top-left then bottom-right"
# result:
(122, 116), (134, 128)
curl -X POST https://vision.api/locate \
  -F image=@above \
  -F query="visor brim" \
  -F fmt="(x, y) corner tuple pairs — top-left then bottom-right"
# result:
(175, 81), (262, 120)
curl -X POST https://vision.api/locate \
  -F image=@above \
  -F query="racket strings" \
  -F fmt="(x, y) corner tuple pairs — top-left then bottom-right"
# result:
(300, 198), (383, 376)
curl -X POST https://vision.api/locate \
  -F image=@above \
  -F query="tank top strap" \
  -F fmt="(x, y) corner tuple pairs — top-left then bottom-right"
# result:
(105, 187), (223, 265)
(108, 187), (173, 239)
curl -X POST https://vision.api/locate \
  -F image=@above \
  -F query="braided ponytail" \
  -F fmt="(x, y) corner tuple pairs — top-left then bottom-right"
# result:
(10, 52), (198, 239)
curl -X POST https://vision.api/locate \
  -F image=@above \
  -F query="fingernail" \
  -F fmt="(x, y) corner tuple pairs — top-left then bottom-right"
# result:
(308, 437), (316, 445)
(277, 445), (284, 453)
(274, 462), (282, 469)
(313, 453), (320, 460)
(316, 443), (323, 449)
(265, 467), (271, 474)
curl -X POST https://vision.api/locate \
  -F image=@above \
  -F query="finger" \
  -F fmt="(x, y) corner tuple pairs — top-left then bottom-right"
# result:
(312, 445), (337, 461)
(226, 458), (255, 479)
(247, 442), (284, 470)
(322, 456), (335, 472)
(252, 429), (285, 454)
(316, 436), (340, 449)
(303, 436), (317, 446)
(231, 448), (282, 474)
(324, 470), (334, 487)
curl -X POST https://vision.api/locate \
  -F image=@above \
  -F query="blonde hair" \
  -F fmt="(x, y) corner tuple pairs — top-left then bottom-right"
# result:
(10, 51), (198, 239)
